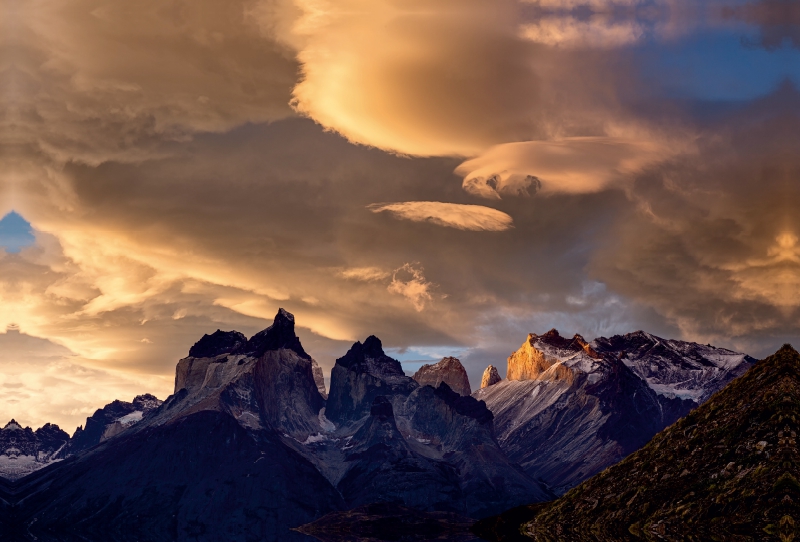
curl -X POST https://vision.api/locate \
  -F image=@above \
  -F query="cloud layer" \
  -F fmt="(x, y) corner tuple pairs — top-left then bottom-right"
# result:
(0, 0), (798, 425)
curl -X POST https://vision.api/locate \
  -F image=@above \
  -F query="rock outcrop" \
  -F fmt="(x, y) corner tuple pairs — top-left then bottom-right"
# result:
(481, 365), (501, 388)
(476, 353), (671, 494)
(312, 358), (328, 399)
(506, 329), (600, 382)
(517, 345), (793, 541)
(476, 329), (753, 495)
(325, 335), (418, 425)
(412, 356), (471, 396)
(297, 334), (552, 517)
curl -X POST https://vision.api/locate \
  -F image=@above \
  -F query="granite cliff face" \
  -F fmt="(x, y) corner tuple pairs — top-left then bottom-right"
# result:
(169, 308), (326, 439)
(299, 336), (552, 517)
(475, 329), (751, 494)
(2, 309), (340, 540)
(325, 335), (418, 426)
(481, 365), (501, 388)
(513, 345), (793, 541)
(412, 356), (471, 396)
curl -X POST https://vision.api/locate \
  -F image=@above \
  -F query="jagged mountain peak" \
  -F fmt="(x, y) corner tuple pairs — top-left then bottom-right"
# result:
(336, 335), (405, 378)
(481, 365), (502, 388)
(236, 307), (310, 359)
(3, 420), (22, 430)
(529, 329), (599, 357)
(362, 335), (386, 357)
(592, 330), (755, 403)
(188, 329), (247, 358)
(519, 344), (796, 540)
(509, 329), (603, 382)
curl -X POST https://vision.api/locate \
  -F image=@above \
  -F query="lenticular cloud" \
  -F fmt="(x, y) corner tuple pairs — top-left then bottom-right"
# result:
(368, 201), (514, 231)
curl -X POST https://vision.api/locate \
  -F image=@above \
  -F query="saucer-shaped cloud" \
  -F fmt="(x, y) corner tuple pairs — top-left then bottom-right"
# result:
(369, 202), (514, 231)
(456, 136), (684, 196)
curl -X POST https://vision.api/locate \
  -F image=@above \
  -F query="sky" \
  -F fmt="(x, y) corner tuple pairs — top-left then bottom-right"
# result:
(1, 0), (799, 430)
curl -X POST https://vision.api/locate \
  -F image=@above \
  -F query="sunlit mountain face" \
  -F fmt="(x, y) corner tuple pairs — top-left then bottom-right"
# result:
(0, 0), (798, 429)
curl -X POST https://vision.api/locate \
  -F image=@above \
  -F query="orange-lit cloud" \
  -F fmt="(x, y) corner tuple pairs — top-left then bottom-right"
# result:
(369, 201), (514, 231)
(457, 135), (688, 196)
(0, 0), (797, 429)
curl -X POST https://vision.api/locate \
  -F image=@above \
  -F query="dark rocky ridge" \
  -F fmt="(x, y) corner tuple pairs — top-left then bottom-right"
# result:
(304, 334), (552, 517)
(236, 307), (311, 359)
(62, 394), (162, 457)
(188, 329), (246, 358)
(500, 344), (799, 540)
(336, 396), (462, 511)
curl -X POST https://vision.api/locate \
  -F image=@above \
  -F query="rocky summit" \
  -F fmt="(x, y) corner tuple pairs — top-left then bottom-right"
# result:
(481, 365), (501, 388)
(474, 329), (752, 494)
(501, 344), (799, 541)
(413, 356), (472, 396)
(0, 420), (69, 480)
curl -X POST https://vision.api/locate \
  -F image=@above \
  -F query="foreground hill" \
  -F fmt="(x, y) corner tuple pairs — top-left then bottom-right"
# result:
(479, 344), (799, 541)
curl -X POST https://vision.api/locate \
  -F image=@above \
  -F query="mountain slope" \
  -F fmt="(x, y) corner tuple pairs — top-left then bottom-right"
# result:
(592, 331), (755, 402)
(14, 410), (343, 542)
(518, 344), (798, 541)
(475, 329), (751, 494)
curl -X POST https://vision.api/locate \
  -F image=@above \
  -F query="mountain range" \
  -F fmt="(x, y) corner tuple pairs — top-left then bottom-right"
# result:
(0, 309), (756, 540)
(475, 329), (754, 493)
(476, 344), (798, 541)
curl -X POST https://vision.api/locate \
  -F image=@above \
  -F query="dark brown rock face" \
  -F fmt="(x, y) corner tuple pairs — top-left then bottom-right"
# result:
(188, 329), (246, 358)
(514, 345), (798, 541)
(481, 365), (501, 388)
(413, 356), (472, 396)
(325, 336), (418, 425)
